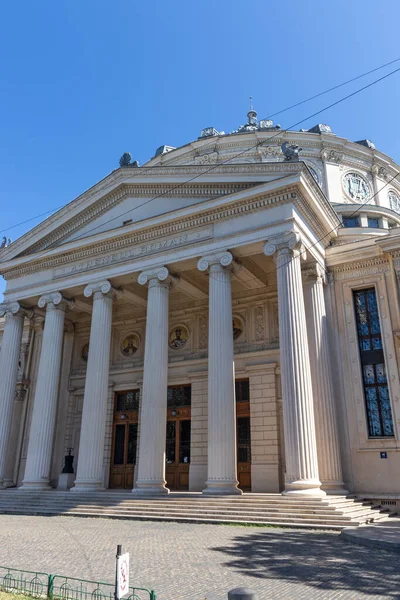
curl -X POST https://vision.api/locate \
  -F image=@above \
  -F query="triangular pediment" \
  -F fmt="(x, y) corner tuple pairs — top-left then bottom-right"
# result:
(0, 165), (297, 263)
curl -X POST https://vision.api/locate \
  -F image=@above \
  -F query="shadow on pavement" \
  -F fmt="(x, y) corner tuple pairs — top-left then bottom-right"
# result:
(211, 529), (400, 598)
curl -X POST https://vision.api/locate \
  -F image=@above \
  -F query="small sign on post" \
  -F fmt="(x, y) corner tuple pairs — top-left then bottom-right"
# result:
(115, 545), (130, 600)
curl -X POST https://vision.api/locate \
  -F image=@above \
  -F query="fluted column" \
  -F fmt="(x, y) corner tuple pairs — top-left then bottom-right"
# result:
(133, 267), (174, 495)
(303, 264), (347, 494)
(264, 232), (324, 496)
(72, 281), (114, 491)
(0, 302), (32, 486)
(198, 252), (241, 495)
(21, 293), (69, 489)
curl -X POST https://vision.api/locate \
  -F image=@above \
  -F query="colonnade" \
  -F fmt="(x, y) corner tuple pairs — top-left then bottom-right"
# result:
(0, 233), (346, 495)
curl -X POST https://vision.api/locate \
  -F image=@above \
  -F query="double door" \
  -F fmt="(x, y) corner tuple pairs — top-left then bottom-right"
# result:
(109, 390), (139, 489)
(109, 387), (192, 491)
(165, 406), (191, 490)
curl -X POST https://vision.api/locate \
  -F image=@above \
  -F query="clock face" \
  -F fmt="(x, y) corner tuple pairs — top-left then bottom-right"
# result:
(389, 190), (400, 214)
(343, 172), (371, 201)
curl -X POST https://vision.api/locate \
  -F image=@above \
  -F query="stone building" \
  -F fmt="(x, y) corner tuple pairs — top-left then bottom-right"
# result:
(0, 109), (399, 498)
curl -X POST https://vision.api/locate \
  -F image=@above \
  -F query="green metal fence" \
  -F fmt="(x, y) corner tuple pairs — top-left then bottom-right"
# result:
(0, 567), (156, 600)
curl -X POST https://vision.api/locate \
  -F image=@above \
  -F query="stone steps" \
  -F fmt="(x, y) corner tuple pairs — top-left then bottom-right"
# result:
(0, 499), (384, 518)
(0, 490), (393, 530)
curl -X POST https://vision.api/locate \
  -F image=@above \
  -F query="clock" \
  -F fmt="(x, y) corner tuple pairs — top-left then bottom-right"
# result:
(343, 172), (371, 201)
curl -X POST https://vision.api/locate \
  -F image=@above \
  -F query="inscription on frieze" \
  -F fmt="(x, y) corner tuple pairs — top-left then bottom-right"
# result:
(335, 265), (390, 281)
(53, 227), (213, 279)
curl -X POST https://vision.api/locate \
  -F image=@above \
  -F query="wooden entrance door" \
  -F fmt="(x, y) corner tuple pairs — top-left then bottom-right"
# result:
(236, 379), (252, 490)
(109, 390), (139, 489)
(165, 385), (191, 490)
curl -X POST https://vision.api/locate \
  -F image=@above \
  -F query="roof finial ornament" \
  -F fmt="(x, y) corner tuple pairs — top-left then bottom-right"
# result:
(247, 96), (257, 126)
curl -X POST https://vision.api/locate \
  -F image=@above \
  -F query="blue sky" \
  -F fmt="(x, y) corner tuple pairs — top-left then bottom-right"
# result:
(1, 0), (400, 299)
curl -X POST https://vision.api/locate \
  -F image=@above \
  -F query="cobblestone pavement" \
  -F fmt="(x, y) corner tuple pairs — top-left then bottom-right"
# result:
(0, 515), (399, 600)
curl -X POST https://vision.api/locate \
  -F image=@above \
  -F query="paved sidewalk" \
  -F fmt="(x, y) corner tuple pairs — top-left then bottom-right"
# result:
(0, 515), (399, 599)
(341, 516), (400, 553)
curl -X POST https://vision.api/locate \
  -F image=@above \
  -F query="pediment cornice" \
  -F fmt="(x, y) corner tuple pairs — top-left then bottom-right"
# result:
(24, 181), (257, 256)
(1, 161), (327, 262)
(2, 172), (339, 281)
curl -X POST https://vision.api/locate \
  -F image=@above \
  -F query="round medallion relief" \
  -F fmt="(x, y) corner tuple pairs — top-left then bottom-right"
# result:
(233, 316), (244, 341)
(169, 325), (189, 349)
(81, 343), (89, 363)
(121, 333), (140, 357)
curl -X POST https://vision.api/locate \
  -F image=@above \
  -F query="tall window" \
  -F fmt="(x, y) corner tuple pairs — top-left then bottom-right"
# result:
(353, 289), (394, 437)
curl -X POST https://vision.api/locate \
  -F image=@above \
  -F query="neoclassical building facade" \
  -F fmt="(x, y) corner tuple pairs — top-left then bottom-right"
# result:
(1, 111), (400, 497)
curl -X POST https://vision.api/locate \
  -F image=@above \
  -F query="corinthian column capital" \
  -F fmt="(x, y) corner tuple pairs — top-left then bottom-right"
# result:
(197, 251), (234, 273)
(0, 302), (33, 319)
(138, 266), (177, 288)
(264, 231), (307, 261)
(38, 292), (73, 311)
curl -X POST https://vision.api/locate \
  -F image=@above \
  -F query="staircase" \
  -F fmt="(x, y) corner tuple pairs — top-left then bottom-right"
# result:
(0, 490), (394, 530)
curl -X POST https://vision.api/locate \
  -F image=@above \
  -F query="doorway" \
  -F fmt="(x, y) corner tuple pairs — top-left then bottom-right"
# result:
(109, 390), (139, 489)
(166, 385), (191, 490)
(236, 379), (252, 490)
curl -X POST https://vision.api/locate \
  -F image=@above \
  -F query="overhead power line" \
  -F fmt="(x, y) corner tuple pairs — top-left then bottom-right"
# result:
(1, 56), (399, 238)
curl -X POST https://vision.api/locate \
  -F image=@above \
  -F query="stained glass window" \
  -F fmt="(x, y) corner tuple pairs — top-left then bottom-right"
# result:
(353, 289), (394, 437)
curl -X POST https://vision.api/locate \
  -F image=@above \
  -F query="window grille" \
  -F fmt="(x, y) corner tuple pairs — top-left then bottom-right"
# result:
(235, 379), (250, 403)
(167, 386), (191, 407)
(116, 390), (140, 412)
(353, 288), (394, 437)
(237, 417), (251, 462)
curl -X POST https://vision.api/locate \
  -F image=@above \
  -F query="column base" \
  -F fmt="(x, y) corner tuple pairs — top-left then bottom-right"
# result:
(322, 482), (349, 496)
(2, 479), (15, 488)
(202, 480), (243, 495)
(20, 480), (52, 491)
(283, 479), (326, 497)
(133, 480), (169, 495)
(71, 480), (105, 492)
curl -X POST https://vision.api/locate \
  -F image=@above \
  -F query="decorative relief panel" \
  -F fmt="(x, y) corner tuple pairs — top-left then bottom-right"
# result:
(269, 302), (279, 343)
(255, 306), (265, 341)
(198, 315), (208, 350)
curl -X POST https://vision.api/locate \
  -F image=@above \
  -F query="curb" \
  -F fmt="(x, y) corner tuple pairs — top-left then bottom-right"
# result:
(341, 527), (400, 554)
